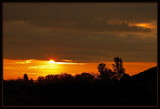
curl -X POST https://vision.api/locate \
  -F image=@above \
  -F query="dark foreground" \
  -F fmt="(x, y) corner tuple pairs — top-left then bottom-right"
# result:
(3, 67), (157, 106)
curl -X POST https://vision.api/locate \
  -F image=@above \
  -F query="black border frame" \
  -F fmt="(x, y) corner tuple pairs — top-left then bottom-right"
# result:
(1, 0), (159, 108)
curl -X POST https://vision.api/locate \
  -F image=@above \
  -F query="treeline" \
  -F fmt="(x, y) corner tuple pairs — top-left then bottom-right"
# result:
(3, 57), (157, 106)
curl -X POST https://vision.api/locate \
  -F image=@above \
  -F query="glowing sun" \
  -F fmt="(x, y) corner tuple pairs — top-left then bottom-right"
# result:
(49, 59), (55, 64)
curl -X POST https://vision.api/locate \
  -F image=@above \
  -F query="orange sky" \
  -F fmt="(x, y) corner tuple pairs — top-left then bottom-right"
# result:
(3, 3), (157, 81)
(3, 59), (157, 80)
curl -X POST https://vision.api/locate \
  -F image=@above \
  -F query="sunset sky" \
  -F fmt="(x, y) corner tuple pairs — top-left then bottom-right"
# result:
(3, 3), (157, 80)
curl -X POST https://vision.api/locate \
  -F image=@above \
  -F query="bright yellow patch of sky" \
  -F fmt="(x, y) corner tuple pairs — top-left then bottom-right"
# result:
(129, 23), (156, 29)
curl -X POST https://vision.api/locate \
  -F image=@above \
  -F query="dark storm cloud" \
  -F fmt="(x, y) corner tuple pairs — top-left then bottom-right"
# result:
(3, 3), (157, 22)
(3, 20), (157, 62)
(3, 3), (157, 62)
(3, 3), (156, 32)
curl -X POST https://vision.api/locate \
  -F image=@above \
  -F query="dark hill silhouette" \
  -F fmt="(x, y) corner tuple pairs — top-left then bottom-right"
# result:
(122, 66), (157, 106)
(132, 66), (157, 80)
(130, 66), (157, 94)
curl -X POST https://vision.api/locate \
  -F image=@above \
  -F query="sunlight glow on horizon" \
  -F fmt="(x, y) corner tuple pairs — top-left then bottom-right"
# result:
(3, 59), (157, 80)
(49, 59), (55, 64)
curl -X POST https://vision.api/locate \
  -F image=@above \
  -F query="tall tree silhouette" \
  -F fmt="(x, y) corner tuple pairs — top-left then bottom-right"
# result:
(23, 74), (29, 81)
(112, 57), (125, 80)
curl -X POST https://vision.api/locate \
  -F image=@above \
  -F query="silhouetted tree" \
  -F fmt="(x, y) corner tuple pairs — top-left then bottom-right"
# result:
(37, 73), (75, 84)
(30, 78), (33, 83)
(16, 78), (24, 82)
(112, 57), (125, 80)
(97, 57), (127, 80)
(45, 74), (59, 83)
(23, 74), (29, 81)
(75, 73), (94, 83)
(97, 63), (112, 79)
(58, 73), (74, 83)
(37, 76), (45, 83)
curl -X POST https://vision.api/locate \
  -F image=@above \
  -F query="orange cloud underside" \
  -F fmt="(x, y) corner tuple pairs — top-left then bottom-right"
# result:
(129, 23), (156, 29)
(3, 59), (157, 80)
